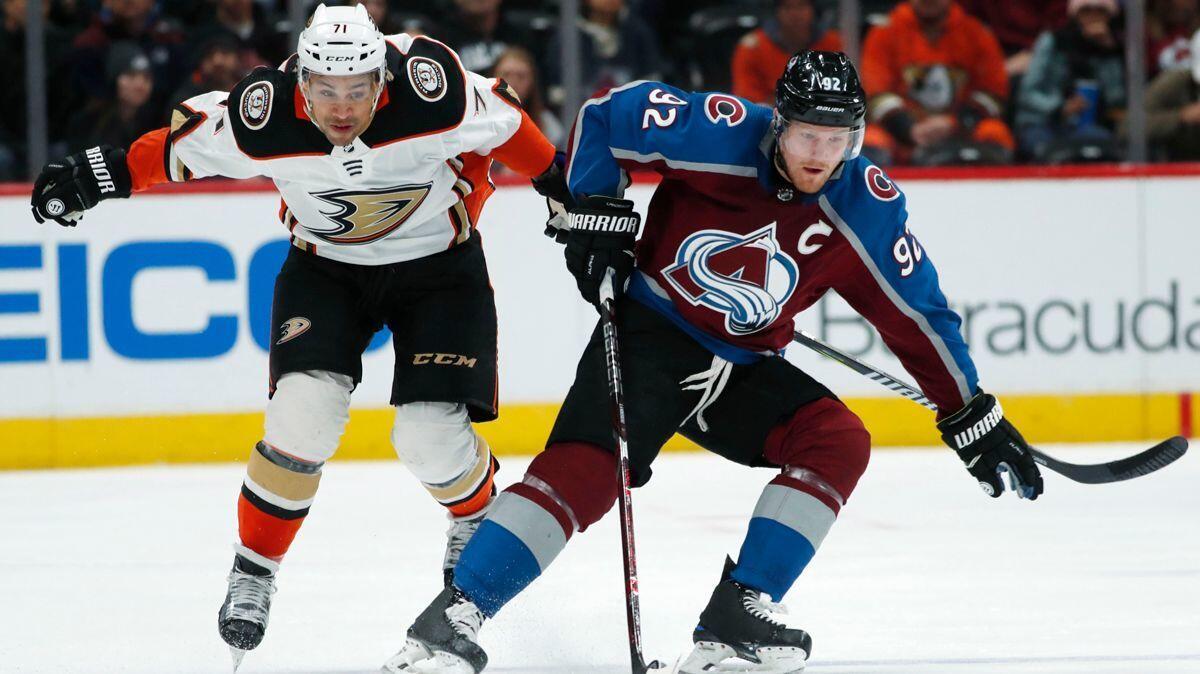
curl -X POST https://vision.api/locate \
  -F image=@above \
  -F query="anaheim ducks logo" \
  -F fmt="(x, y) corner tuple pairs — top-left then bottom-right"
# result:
(276, 317), (311, 345)
(306, 184), (433, 245)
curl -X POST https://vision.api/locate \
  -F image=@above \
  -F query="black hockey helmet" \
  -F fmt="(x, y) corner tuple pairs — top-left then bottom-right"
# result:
(774, 50), (867, 160)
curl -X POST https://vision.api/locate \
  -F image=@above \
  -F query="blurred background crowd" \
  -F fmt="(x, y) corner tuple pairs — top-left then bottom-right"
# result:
(3, 0), (1200, 179)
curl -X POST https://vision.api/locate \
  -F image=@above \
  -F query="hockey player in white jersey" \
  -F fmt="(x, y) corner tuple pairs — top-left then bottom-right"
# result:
(29, 5), (558, 670)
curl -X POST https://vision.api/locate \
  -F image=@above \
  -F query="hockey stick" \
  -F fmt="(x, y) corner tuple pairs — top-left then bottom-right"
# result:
(791, 329), (1188, 484)
(599, 272), (665, 674)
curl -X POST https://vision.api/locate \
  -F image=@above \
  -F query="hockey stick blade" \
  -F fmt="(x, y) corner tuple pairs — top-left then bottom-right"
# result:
(792, 330), (1190, 485)
(1030, 435), (1188, 484)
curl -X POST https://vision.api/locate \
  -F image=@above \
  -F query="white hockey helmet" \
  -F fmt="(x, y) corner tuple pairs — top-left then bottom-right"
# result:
(298, 4), (386, 77)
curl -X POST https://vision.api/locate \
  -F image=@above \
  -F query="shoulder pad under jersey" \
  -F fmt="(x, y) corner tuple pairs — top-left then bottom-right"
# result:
(360, 36), (468, 146)
(822, 156), (907, 231)
(227, 65), (333, 159)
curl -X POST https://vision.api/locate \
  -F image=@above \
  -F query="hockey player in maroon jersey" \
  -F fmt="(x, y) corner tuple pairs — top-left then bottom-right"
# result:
(385, 51), (1044, 674)
(28, 4), (559, 670)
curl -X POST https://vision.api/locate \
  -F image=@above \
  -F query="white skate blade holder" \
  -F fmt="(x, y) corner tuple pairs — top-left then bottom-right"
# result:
(381, 638), (477, 674)
(676, 641), (807, 674)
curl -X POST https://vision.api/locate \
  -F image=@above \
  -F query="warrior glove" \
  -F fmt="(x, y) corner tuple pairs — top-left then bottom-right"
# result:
(563, 195), (640, 307)
(937, 391), (1044, 500)
(31, 145), (131, 226)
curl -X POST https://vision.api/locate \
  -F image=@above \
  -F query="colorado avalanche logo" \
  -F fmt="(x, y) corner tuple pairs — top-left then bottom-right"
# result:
(662, 223), (799, 336)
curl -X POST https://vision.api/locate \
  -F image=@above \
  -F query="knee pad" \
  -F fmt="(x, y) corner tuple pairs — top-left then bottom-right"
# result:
(392, 402), (495, 516)
(520, 442), (618, 533)
(764, 398), (871, 505)
(263, 370), (353, 463)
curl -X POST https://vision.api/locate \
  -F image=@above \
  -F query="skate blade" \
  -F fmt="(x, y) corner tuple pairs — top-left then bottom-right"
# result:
(677, 641), (806, 674)
(382, 638), (477, 674)
(229, 647), (246, 673)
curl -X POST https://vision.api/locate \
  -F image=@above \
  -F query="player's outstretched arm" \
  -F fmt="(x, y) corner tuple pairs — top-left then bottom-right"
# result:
(826, 162), (1042, 499)
(31, 84), (264, 227)
(31, 145), (131, 226)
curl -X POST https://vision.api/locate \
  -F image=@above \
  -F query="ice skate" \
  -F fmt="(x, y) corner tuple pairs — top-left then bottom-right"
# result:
(678, 558), (811, 674)
(442, 503), (489, 586)
(217, 556), (277, 671)
(382, 585), (488, 673)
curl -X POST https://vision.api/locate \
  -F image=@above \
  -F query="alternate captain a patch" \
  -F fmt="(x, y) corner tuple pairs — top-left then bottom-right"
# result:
(239, 81), (274, 130)
(408, 57), (447, 102)
(305, 184), (433, 245)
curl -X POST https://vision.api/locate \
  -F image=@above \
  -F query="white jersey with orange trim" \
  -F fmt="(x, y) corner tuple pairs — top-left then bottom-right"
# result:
(127, 34), (554, 266)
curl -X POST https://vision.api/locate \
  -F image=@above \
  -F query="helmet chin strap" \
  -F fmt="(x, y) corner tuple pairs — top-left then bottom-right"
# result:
(773, 145), (795, 186)
(773, 143), (844, 193)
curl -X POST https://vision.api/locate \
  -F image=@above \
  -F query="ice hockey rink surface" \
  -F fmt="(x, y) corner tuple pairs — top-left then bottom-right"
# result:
(2, 442), (1197, 674)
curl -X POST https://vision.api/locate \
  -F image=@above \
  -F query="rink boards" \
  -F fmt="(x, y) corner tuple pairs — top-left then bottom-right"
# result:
(1, 166), (1198, 469)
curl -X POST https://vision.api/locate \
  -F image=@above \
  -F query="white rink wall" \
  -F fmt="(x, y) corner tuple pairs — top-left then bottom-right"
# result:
(0, 171), (1198, 465)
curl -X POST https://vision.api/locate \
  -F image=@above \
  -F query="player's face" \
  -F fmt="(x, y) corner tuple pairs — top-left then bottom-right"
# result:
(304, 72), (380, 146)
(777, 121), (852, 193)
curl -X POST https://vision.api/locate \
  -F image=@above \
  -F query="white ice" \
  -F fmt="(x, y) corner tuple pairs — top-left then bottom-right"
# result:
(1, 443), (1197, 674)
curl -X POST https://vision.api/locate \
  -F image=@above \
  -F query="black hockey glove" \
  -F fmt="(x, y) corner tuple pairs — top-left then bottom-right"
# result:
(531, 151), (571, 243)
(563, 195), (640, 307)
(31, 145), (132, 226)
(937, 391), (1044, 500)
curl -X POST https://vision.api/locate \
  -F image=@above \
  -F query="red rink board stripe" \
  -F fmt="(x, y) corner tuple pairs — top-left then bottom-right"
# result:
(1182, 392), (1194, 439)
(7, 162), (1200, 196)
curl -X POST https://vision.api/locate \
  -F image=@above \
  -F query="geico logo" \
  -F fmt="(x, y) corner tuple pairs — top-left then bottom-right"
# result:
(412, 353), (477, 367)
(0, 239), (393, 364)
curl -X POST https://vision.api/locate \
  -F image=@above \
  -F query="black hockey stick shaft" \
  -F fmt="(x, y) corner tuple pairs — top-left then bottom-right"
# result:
(599, 273), (662, 674)
(792, 329), (1188, 484)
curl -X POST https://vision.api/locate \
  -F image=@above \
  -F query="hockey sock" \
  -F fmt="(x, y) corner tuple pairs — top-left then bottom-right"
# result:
(733, 398), (871, 600)
(236, 441), (322, 565)
(452, 486), (568, 617)
(454, 441), (617, 616)
(731, 470), (842, 601)
(427, 437), (498, 519)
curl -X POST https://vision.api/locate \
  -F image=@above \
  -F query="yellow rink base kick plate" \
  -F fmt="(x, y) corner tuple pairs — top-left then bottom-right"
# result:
(0, 392), (1194, 470)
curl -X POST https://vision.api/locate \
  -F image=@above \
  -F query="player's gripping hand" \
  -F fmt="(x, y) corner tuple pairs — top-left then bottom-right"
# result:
(531, 151), (571, 243)
(937, 391), (1044, 500)
(31, 145), (131, 226)
(563, 195), (640, 306)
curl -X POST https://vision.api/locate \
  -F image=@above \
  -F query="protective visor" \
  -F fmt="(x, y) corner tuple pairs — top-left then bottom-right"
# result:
(298, 66), (388, 130)
(774, 113), (865, 163)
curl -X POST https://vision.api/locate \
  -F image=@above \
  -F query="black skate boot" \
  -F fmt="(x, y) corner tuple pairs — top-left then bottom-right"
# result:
(217, 555), (277, 671)
(679, 557), (812, 674)
(381, 585), (488, 674)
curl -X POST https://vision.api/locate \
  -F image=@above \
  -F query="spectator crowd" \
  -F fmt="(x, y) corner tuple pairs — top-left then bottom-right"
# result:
(3, 0), (1200, 179)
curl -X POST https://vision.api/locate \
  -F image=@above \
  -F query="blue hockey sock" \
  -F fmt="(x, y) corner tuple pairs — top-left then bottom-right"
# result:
(730, 481), (838, 601)
(452, 491), (568, 617)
